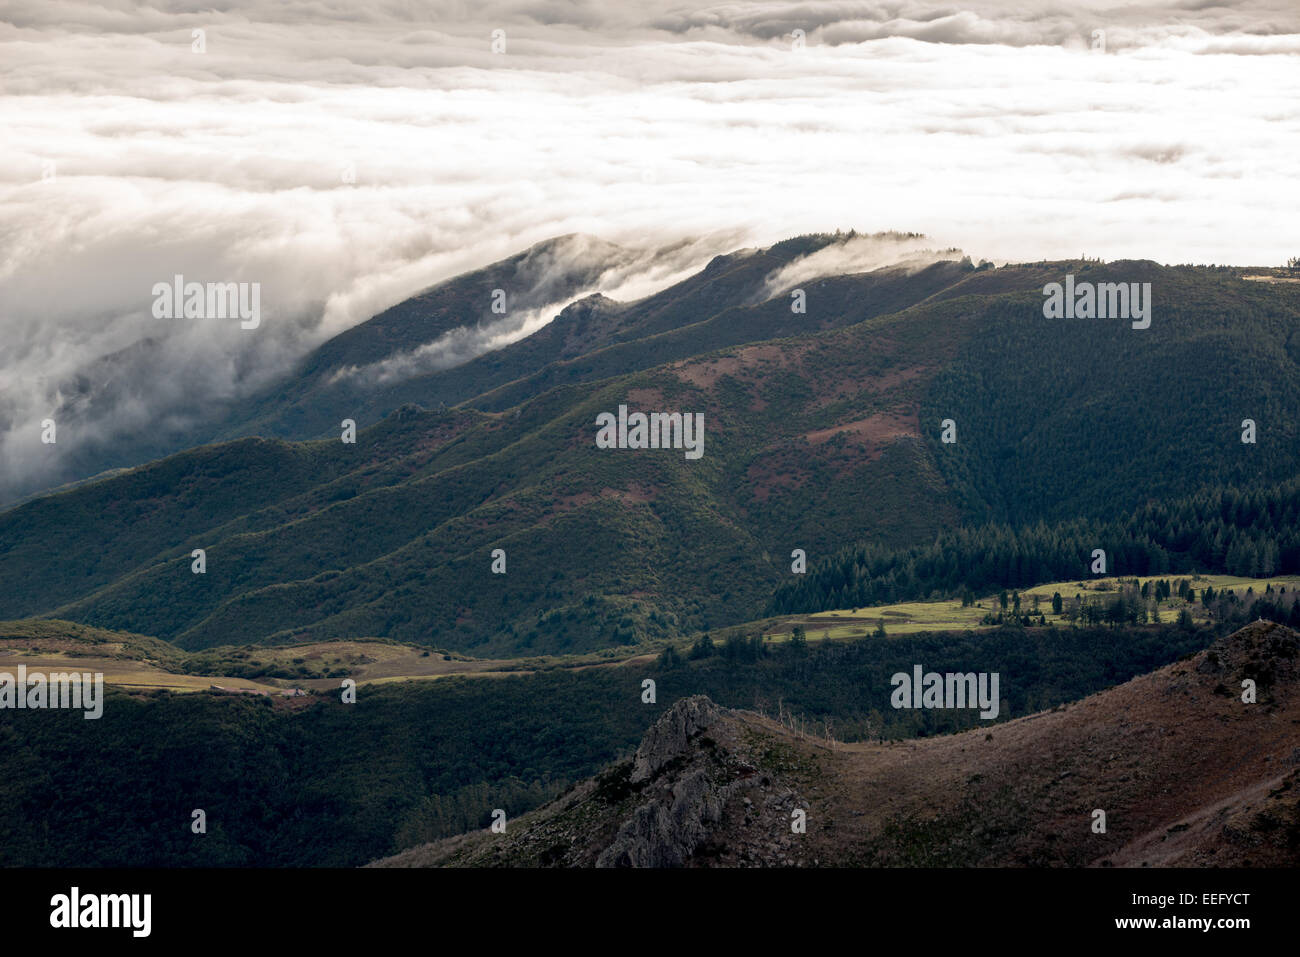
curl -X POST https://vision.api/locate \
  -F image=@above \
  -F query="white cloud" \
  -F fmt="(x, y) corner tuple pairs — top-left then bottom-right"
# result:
(1, 0), (1298, 497)
(758, 233), (965, 300)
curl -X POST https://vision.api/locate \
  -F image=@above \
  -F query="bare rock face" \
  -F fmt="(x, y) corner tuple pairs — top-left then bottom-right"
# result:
(372, 694), (813, 868)
(630, 695), (720, 784)
(598, 696), (751, 867)
(596, 768), (725, 867)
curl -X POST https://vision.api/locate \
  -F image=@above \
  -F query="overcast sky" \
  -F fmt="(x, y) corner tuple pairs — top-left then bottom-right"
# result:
(2, 0), (1298, 496)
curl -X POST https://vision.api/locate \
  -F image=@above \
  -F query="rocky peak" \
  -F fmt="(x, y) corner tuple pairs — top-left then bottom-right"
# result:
(630, 695), (721, 784)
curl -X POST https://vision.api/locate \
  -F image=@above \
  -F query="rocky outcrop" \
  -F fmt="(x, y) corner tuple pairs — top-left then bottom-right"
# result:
(373, 624), (1300, 869)
(629, 694), (720, 783)
(370, 692), (814, 868)
(595, 768), (725, 867)
(596, 695), (809, 867)
(1195, 620), (1298, 701)
(598, 697), (727, 867)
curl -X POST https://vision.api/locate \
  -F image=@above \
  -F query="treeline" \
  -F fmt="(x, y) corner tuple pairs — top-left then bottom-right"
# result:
(976, 579), (1300, 631)
(1198, 582), (1300, 631)
(769, 480), (1300, 614)
(655, 621), (1215, 742)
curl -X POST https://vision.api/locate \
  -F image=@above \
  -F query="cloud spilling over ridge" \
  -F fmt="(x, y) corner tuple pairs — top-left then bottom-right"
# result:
(758, 232), (965, 301)
(329, 299), (577, 388)
(1, 0), (1298, 499)
(328, 232), (742, 387)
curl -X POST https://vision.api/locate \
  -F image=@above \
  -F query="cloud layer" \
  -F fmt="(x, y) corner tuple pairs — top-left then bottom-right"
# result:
(2, 0), (1298, 498)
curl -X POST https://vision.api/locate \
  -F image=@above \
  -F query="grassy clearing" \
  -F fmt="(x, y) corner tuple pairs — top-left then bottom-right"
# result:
(0, 619), (656, 693)
(6, 571), (1296, 692)
(762, 573), (1300, 643)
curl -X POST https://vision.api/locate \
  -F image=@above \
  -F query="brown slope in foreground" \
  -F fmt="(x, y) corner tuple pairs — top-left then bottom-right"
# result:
(371, 622), (1300, 868)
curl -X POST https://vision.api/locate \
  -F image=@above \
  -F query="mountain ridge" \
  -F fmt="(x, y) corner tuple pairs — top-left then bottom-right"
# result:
(373, 620), (1300, 867)
(3, 244), (1299, 655)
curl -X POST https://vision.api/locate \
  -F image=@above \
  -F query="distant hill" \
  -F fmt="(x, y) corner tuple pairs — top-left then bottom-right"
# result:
(2, 239), (1299, 655)
(374, 621), (1300, 867)
(207, 233), (637, 441)
(203, 231), (968, 437)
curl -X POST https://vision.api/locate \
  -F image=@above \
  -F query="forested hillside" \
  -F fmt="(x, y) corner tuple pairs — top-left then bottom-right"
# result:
(0, 621), (1214, 867)
(3, 244), (1299, 652)
(771, 478), (1300, 613)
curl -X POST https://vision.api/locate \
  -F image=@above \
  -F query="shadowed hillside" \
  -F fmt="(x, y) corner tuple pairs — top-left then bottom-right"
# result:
(374, 621), (1300, 867)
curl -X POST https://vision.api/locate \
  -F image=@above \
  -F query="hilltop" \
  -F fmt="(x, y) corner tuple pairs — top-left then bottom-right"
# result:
(373, 621), (1300, 867)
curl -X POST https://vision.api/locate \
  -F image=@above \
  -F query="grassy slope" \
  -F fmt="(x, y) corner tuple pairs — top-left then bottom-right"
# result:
(5, 572), (1288, 696)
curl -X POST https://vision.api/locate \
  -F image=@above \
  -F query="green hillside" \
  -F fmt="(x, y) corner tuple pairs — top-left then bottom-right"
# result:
(210, 232), (963, 437)
(921, 262), (1300, 522)
(3, 248), (1299, 656)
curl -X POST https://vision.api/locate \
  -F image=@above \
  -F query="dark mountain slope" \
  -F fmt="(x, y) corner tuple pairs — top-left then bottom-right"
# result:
(3, 255), (1299, 655)
(0, 286), (974, 652)
(921, 262), (1300, 523)
(469, 257), (974, 413)
(0, 235), (644, 509)
(208, 233), (633, 441)
(211, 232), (969, 437)
(374, 621), (1300, 867)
